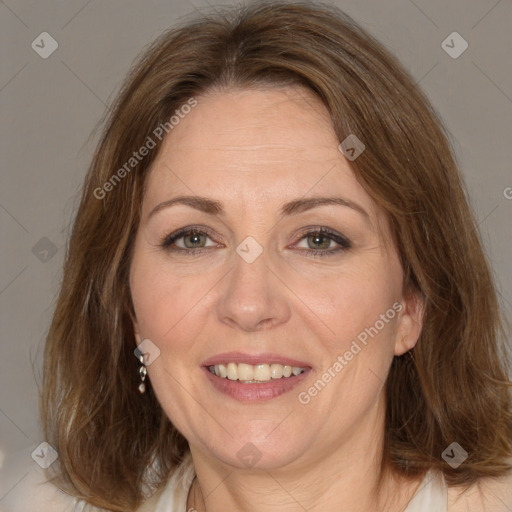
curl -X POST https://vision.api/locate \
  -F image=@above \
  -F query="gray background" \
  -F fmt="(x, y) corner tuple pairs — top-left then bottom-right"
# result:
(0, 0), (511, 482)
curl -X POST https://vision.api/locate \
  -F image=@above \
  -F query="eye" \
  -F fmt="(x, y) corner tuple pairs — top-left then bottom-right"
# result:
(160, 225), (351, 257)
(293, 227), (351, 257)
(161, 226), (219, 254)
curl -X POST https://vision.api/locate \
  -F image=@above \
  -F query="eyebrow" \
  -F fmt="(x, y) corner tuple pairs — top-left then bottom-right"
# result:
(148, 195), (370, 221)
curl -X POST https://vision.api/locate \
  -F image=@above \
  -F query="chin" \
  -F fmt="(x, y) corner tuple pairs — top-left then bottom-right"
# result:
(200, 426), (314, 471)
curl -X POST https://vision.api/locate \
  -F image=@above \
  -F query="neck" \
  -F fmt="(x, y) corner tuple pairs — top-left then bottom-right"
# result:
(186, 394), (420, 512)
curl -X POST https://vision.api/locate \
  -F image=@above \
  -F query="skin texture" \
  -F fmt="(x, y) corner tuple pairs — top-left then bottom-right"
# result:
(129, 86), (428, 511)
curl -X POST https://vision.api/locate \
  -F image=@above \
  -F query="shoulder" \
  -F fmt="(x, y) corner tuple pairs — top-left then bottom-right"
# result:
(0, 445), (97, 512)
(134, 488), (164, 512)
(447, 469), (512, 512)
(135, 451), (196, 512)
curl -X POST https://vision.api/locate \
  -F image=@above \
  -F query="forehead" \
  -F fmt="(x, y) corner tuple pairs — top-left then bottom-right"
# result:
(143, 86), (377, 220)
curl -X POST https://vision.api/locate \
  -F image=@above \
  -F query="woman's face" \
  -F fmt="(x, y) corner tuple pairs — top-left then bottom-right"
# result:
(129, 86), (423, 471)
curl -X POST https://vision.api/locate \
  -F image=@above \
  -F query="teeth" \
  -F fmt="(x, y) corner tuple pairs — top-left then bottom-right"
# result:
(254, 364), (270, 381)
(216, 364), (227, 378)
(227, 362), (238, 381)
(238, 363), (254, 381)
(209, 363), (306, 382)
(270, 364), (283, 379)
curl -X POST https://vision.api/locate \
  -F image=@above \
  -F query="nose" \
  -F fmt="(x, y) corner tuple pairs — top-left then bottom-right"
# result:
(216, 249), (291, 332)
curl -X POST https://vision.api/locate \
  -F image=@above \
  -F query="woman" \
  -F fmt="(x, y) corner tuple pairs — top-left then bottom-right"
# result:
(3, 1), (511, 511)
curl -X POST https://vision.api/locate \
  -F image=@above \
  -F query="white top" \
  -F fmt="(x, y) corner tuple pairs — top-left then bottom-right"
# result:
(0, 447), (447, 512)
(404, 469), (448, 512)
(146, 453), (448, 512)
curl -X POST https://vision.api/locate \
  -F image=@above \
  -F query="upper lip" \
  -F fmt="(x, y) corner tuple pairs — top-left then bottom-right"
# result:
(202, 352), (311, 368)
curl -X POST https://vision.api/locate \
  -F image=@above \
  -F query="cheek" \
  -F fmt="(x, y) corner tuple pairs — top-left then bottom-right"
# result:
(307, 257), (401, 349)
(300, 274), (401, 421)
(129, 250), (218, 357)
(129, 253), (215, 434)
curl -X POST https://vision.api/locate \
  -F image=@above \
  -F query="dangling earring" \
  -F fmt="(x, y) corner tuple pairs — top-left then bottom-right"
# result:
(138, 354), (147, 394)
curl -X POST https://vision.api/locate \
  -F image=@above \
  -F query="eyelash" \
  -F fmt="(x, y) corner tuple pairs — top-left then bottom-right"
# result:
(160, 225), (351, 258)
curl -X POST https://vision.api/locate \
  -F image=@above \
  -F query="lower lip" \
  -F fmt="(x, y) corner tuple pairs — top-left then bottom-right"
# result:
(202, 367), (311, 402)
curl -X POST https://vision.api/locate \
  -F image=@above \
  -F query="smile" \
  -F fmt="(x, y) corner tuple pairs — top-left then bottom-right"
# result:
(208, 362), (306, 383)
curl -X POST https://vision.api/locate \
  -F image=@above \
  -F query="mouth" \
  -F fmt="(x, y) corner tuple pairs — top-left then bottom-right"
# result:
(201, 353), (312, 402)
(207, 362), (306, 383)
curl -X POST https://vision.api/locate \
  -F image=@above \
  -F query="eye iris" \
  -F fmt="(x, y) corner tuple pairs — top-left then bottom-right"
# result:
(308, 234), (330, 249)
(184, 231), (205, 248)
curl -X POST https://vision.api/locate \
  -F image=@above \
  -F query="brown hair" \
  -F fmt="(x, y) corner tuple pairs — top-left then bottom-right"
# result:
(41, 1), (512, 510)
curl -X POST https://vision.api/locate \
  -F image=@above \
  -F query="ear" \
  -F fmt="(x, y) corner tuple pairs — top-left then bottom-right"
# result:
(394, 288), (425, 356)
(128, 306), (143, 346)
(133, 323), (142, 346)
